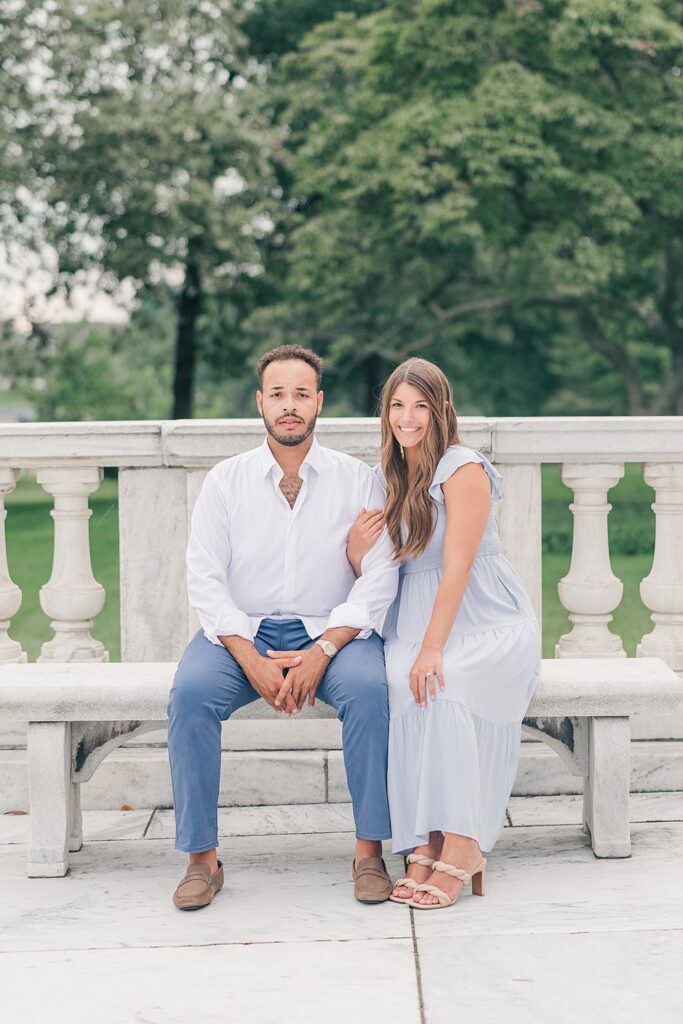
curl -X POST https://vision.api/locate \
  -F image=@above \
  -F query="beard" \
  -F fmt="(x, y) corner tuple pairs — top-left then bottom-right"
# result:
(262, 410), (318, 447)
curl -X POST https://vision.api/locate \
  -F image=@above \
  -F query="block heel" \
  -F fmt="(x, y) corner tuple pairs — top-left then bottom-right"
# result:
(472, 861), (485, 896)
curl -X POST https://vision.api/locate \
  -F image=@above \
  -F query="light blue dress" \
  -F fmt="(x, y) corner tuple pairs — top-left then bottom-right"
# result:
(374, 445), (542, 855)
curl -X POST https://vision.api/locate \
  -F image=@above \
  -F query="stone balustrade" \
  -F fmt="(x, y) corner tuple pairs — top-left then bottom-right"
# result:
(37, 467), (108, 664)
(1, 416), (683, 745)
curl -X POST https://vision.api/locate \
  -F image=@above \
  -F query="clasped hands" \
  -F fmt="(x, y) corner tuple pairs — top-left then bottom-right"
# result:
(241, 635), (444, 714)
(243, 645), (328, 716)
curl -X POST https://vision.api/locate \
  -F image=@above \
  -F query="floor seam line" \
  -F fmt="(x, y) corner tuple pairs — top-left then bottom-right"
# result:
(74, 828), (360, 845)
(410, 908), (427, 1024)
(0, 934), (416, 956)
(142, 809), (156, 839)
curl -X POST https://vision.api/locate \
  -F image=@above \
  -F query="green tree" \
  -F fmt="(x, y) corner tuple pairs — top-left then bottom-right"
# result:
(10, 0), (278, 418)
(1, 0), (391, 419)
(265, 0), (683, 414)
(243, 0), (385, 60)
(0, 1), (50, 309)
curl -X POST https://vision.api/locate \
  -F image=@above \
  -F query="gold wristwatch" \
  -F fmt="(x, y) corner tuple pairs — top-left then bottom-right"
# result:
(315, 638), (338, 659)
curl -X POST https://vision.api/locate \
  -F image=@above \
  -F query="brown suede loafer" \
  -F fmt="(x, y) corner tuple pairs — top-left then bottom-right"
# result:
(173, 860), (224, 911)
(352, 856), (393, 904)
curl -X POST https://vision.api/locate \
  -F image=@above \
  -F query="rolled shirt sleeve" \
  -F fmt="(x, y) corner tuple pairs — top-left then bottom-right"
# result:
(325, 470), (399, 637)
(186, 469), (254, 645)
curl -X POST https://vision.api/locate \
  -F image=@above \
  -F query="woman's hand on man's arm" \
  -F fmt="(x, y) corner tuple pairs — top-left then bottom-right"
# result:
(346, 507), (385, 576)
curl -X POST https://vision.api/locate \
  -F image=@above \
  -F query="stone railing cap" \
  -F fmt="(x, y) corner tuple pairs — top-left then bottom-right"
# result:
(3, 416), (683, 467)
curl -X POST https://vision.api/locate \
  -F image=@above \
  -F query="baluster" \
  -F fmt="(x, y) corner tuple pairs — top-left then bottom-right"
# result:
(637, 463), (683, 671)
(556, 463), (626, 658)
(0, 468), (26, 663)
(37, 467), (108, 662)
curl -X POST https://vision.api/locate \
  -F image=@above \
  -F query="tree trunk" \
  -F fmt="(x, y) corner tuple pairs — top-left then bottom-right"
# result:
(172, 259), (202, 419)
(364, 352), (386, 414)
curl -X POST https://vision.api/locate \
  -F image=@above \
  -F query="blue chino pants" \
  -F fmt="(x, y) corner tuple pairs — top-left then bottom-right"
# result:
(167, 619), (391, 852)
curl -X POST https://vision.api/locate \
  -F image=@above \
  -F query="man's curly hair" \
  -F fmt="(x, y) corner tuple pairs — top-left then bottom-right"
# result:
(256, 345), (323, 389)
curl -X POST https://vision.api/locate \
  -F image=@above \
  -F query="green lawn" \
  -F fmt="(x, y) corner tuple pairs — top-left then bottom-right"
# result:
(542, 553), (654, 658)
(5, 464), (656, 663)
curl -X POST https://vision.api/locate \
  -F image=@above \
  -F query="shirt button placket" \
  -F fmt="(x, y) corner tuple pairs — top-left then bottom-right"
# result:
(282, 477), (305, 614)
(282, 517), (294, 614)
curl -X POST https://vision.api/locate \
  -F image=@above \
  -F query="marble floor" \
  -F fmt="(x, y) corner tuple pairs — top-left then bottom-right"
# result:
(1, 793), (682, 1024)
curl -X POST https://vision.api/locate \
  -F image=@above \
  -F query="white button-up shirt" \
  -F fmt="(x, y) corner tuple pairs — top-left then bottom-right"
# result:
(187, 436), (399, 646)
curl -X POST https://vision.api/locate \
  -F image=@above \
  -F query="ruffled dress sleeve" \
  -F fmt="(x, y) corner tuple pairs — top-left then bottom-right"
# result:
(428, 445), (503, 504)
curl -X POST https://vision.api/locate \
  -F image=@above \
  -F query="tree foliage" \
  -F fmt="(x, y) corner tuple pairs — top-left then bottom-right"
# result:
(3, 1), (683, 418)
(2, 0), (278, 416)
(262, 0), (683, 414)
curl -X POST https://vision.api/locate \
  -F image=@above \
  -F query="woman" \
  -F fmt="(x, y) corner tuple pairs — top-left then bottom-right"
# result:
(348, 358), (541, 909)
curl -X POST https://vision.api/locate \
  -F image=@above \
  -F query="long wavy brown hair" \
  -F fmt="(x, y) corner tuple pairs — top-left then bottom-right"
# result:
(379, 358), (460, 562)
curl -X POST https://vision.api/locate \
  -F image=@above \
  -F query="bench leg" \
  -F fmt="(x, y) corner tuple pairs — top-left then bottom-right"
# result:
(27, 722), (71, 877)
(581, 775), (592, 836)
(584, 717), (631, 858)
(69, 783), (83, 852)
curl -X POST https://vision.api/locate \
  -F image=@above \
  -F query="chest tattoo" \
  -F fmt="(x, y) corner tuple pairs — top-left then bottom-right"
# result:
(279, 473), (303, 509)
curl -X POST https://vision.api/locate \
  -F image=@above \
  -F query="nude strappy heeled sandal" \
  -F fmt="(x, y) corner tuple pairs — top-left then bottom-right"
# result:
(409, 857), (487, 909)
(389, 853), (436, 904)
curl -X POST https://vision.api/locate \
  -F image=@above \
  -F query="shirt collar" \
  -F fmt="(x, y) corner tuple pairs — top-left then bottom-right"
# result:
(259, 435), (324, 479)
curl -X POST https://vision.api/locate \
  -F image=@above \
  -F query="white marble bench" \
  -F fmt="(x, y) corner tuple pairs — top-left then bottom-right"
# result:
(0, 657), (681, 876)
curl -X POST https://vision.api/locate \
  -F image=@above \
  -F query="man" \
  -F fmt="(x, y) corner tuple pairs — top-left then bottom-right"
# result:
(167, 344), (399, 910)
